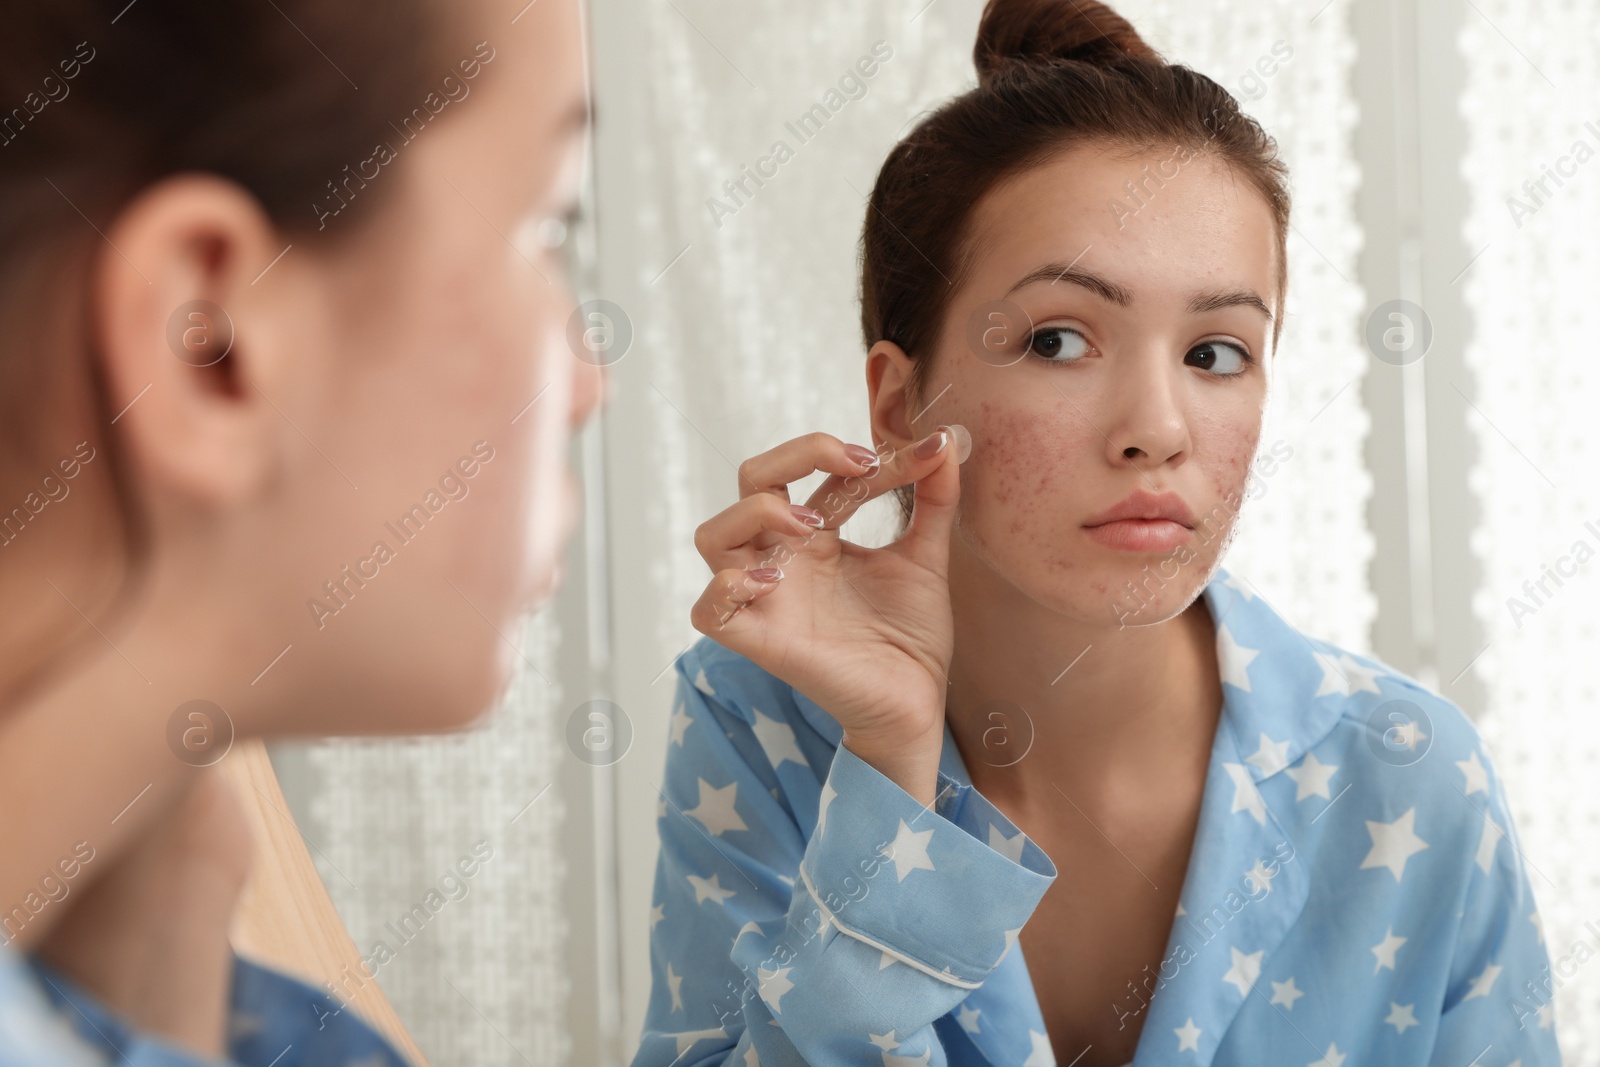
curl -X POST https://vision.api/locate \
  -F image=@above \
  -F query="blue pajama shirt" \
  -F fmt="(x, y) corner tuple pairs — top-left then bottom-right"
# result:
(0, 946), (410, 1067)
(634, 564), (1562, 1066)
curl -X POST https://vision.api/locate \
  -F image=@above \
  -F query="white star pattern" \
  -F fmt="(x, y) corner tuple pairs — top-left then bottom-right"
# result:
(1224, 762), (1267, 825)
(1217, 624), (1260, 692)
(684, 778), (749, 837)
(816, 781), (837, 836)
(1476, 809), (1505, 874)
(1386, 1002), (1419, 1034)
(634, 573), (1560, 1067)
(670, 702), (693, 746)
(1360, 808), (1429, 882)
(1244, 859), (1278, 896)
(1372, 927), (1407, 972)
(752, 708), (809, 769)
(1308, 1043), (1346, 1067)
(757, 966), (793, 1013)
(665, 963), (684, 1012)
(1022, 1029), (1055, 1067)
(988, 823), (1027, 864)
(1222, 945), (1263, 997)
(1457, 749), (1489, 794)
(1313, 649), (1383, 697)
(1246, 732), (1291, 776)
(1270, 976), (1304, 1010)
(1464, 961), (1503, 1001)
(686, 872), (736, 906)
(880, 820), (937, 882)
(1285, 751), (1339, 800)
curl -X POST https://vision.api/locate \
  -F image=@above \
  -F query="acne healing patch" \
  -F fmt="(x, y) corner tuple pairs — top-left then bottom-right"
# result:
(945, 423), (972, 464)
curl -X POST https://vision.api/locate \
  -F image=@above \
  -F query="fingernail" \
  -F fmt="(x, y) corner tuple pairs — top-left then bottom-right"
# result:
(946, 423), (972, 464)
(913, 428), (949, 460)
(790, 505), (824, 528)
(845, 444), (880, 469)
(748, 566), (784, 583)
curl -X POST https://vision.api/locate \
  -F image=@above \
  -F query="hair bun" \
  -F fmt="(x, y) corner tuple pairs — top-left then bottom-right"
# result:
(974, 0), (1160, 85)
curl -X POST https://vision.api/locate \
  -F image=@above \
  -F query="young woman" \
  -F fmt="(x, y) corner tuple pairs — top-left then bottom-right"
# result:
(637, 1), (1558, 1065)
(0, 0), (599, 1063)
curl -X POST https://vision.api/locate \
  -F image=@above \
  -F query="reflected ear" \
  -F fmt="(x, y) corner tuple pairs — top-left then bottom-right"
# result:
(94, 174), (293, 506)
(865, 339), (921, 452)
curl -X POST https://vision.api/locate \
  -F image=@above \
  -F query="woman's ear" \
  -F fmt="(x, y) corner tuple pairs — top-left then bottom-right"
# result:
(93, 174), (297, 506)
(865, 339), (923, 452)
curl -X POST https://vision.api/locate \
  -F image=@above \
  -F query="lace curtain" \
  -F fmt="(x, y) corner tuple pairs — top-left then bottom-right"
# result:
(1459, 1), (1600, 1056)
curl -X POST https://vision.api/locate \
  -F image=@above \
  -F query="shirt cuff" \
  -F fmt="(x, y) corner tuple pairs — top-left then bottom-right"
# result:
(800, 743), (1056, 987)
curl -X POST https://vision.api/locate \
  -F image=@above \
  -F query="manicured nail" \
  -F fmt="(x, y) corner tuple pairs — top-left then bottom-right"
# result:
(845, 444), (880, 469)
(913, 428), (949, 460)
(790, 505), (825, 528)
(946, 423), (972, 464)
(748, 566), (784, 583)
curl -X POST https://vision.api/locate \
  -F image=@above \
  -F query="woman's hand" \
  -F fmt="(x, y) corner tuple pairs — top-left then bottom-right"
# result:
(690, 426), (963, 805)
(36, 766), (253, 1060)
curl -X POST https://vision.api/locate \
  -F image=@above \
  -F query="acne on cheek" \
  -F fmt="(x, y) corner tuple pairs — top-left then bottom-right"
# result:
(968, 398), (1092, 549)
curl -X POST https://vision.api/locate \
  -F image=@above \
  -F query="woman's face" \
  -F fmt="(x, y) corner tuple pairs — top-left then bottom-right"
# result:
(899, 140), (1277, 625)
(101, 0), (601, 734)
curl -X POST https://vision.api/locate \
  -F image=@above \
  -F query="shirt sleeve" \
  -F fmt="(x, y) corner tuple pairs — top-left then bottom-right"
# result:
(1428, 742), (1563, 1064)
(632, 660), (1057, 1067)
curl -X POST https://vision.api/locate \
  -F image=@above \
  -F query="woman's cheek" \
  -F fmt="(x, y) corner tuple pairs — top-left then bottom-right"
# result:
(961, 398), (1094, 555)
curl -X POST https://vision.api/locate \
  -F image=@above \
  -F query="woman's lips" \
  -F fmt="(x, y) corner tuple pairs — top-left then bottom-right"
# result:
(1083, 517), (1193, 552)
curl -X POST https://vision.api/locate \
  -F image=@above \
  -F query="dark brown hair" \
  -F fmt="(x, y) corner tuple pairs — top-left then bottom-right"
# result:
(0, 0), (455, 703)
(860, 0), (1291, 526)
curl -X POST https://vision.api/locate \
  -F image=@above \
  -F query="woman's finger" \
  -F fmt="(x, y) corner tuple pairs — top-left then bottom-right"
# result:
(736, 431), (883, 501)
(800, 423), (968, 530)
(693, 493), (828, 570)
(690, 565), (784, 639)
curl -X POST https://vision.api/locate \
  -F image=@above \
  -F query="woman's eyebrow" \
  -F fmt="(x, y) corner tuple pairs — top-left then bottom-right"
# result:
(1189, 287), (1274, 322)
(1005, 263), (1133, 306)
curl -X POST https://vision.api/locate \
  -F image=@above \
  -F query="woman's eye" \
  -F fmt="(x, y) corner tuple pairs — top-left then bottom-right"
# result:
(1187, 340), (1252, 376)
(1029, 327), (1090, 363)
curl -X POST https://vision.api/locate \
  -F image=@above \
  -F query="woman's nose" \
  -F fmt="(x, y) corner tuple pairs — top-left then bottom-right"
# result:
(1103, 357), (1190, 468)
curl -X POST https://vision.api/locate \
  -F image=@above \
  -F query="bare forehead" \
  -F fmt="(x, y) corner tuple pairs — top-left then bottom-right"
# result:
(961, 142), (1279, 293)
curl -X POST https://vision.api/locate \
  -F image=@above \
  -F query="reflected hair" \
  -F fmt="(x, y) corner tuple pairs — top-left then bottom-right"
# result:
(858, 0), (1291, 528)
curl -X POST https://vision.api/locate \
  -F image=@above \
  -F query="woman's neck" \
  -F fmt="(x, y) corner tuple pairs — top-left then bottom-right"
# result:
(943, 539), (1222, 816)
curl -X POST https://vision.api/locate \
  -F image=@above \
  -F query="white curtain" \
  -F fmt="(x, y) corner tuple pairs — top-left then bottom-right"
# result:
(1459, 1), (1600, 1055)
(272, 604), (575, 1067)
